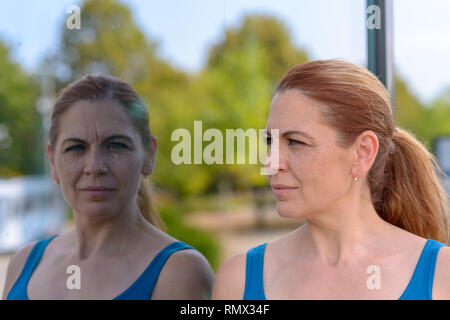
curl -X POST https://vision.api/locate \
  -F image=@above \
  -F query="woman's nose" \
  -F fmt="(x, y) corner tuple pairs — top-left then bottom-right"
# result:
(263, 138), (287, 175)
(83, 148), (108, 175)
(265, 152), (288, 174)
(263, 148), (279, 175)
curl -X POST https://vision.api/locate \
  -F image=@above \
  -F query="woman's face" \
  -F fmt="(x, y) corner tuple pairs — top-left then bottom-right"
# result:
(47, 99), (155, 220)
(266, 89), (355, 220)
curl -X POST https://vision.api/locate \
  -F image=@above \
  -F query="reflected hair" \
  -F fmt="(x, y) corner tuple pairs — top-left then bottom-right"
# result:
(48, 74), (165, 230)
(275, 59), (449, 243)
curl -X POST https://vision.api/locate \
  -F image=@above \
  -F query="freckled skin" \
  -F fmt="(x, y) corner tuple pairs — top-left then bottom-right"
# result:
(50, 99), (150, 220)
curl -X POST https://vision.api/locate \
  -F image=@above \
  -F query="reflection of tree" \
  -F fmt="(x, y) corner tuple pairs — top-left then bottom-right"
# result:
(54, 0), (187, 92)
(0, 41), (40, 177)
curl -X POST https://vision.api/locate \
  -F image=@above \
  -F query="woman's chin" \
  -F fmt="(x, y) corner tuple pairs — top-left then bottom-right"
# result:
(276, 201), (306, 219)
(76, 203), (118, 219)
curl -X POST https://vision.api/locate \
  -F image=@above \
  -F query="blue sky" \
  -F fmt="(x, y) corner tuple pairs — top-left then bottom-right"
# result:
(0, 0), (449, 104)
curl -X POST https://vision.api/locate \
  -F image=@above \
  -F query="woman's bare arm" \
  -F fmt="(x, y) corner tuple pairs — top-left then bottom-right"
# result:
(150, 249), (215, 300)
(2, 242), (36, 300)
(211, 253), (247, 300)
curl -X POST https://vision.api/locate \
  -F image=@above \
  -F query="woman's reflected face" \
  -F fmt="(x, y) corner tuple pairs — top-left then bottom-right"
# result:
(48, 99), (151, 219)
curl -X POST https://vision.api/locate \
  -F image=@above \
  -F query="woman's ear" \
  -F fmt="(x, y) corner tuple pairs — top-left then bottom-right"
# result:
(46, 142), (60, 184)
(351, 130), (379, 178)
(142, 135), (158, 177)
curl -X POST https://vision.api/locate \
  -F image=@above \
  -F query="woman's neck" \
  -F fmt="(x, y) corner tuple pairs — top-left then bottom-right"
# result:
(297, 196), (394, 266)
(71, 203), (148, 260)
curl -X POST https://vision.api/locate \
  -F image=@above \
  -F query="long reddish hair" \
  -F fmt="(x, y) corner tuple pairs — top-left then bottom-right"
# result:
(49, 74), (165, 229)
(275, 59), (449, 243)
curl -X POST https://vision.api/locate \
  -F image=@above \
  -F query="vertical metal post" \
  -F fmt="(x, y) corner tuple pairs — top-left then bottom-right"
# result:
(367, 0), (395, 114)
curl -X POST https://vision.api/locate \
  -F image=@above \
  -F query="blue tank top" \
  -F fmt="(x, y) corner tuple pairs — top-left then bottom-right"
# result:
(6, 235), (193, 300)
(243, 239), (446, 300)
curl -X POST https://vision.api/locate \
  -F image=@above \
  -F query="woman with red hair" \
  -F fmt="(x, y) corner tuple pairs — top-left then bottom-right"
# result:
(212, 60), (450, 300)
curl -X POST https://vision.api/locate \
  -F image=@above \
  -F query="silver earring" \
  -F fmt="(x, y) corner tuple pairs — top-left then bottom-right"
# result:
(354, 177), (358, 181)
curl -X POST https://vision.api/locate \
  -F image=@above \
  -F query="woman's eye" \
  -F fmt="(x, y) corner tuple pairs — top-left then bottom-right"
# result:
(65, 143), (128, 152)
(65, 145), (84, 152)
(288, 138), (304, 146)
(109, 142), (128, 150)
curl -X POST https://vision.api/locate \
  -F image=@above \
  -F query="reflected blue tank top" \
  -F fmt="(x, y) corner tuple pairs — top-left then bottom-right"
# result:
(243, 239), (445, 300)
(6, 235), (193, 300)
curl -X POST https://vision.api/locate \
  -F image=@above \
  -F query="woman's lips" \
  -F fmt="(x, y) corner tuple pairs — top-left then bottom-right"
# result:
(79, 187), (116, 197)
(271, 184), (298, 196)
(81, 189), (115, 197)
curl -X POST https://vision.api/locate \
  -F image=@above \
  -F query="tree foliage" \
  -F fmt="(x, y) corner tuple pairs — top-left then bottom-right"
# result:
(0, 41), (40, 177)
(162, 15), (310, 196)
(394, 77), (450, 152)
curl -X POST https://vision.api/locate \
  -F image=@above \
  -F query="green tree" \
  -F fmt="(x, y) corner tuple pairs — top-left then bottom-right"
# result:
(394, 76), (430, 145)
(0, 41), (40, 177)
(58, 0), (184, 84)
(176, 15), (310, 195)
(426, 88), (450, 151)
(394, 77), (450, 152)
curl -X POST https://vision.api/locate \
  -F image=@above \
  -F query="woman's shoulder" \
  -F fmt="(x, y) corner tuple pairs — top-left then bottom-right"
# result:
(212, 240), (273, 300)
(211, 231), (297, 300)
(150, 241), (215, 299)
(393, 232), (450, 299)
(1, 240), (38, 299)
(431, 243), (450, 299)
(144, 226), (215, 299)
(212, 250), (248, 300)
(159, 241), (213, 274)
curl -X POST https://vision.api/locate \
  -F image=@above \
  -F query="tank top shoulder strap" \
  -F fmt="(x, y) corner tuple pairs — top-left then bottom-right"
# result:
(243, 242), (267, 300)
(6, 234), (57, 300)
(399, 239), (446, 300)
(115, 241), (193, 300)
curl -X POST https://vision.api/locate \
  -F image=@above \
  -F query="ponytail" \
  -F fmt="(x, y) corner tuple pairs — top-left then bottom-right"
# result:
(374, 127), (449, 244)
(137, 176), (166, 230)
